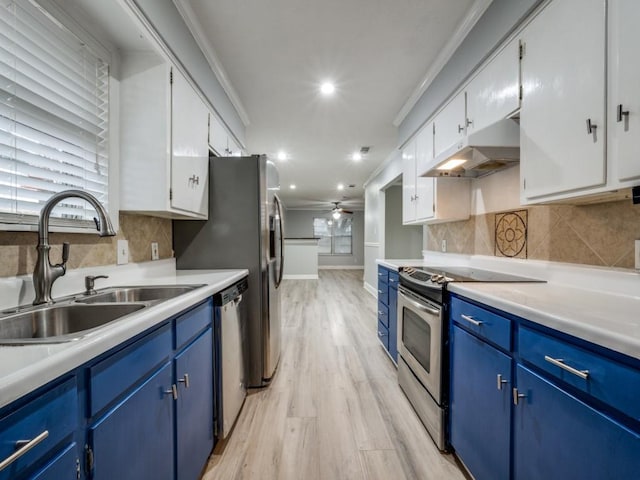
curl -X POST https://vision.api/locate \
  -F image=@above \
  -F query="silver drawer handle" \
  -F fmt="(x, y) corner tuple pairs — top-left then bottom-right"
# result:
(378, 331), (386, 338)
(497, 373), (508, 391)
(461, 314), (483, 326)
(0, 430), (49, 471)
(544, 356), (589, 380)
(178, 373), (190, 389)
(513, 387), (527, 406)
(164, 384), (178, 400)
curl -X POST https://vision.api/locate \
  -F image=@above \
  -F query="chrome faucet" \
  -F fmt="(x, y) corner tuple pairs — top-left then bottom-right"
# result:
(33, 190), (116, 305)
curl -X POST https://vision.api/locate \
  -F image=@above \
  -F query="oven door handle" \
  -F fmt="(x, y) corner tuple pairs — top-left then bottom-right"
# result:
(399, 291), (440, 315)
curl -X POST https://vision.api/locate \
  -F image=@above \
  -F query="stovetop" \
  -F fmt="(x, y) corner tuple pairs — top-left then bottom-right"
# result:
(399, 265), (544, 302)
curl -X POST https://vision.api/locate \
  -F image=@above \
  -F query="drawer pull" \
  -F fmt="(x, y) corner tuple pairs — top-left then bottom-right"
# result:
(164, 384), (178, 400)
(497, 373), (508, 391)
(178, 373), (190, 389)
(0, 430), (49, 472)
(378, 331), (386, 338)
(513, 387), (527, 406)
(461, 314), (483, 326)
(544, 356), (589, 380)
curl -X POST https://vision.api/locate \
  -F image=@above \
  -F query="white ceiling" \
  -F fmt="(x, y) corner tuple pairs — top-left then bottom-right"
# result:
(177, 0), (479, 210)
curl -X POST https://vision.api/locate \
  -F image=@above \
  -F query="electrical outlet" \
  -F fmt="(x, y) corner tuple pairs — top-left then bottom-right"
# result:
(151, 242), (159, 261)
(635, 240), (640, 270)
(441, 239), (447, 253)
(117, 239), (129, 265)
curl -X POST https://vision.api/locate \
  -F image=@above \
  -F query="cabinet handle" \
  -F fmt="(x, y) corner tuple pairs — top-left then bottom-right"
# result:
(378, 289), (383, 294)
(512, 387), (527, 406)
(178, 373), (190, 388)
(460, 314), (483, 326)
(497, 373), (508, 390)
(0, 430), (49, 472)
(457, 124), (464, 133)
(466, 118), (473, 128)
(544, 356), (589, 380)
(378, 331), (386, 338)
(586, 118), (597, 135)
(617, 104), (629, 123)
(164, 384), (178, 400)
(378, 311), (384, 315)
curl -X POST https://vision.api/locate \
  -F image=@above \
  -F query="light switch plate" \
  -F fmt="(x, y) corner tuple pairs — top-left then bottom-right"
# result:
(441, 239), (447, 253)
(117, 239), (129, 265)
(151, 242), (159, 261)
(635, 240), (640, 270)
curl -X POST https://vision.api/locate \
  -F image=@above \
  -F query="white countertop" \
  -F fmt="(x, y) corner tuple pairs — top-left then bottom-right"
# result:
(0, 267), (248, 408)
(376, 254), (640, 362)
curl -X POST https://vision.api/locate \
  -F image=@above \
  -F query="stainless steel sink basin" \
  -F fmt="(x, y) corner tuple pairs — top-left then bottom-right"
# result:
(76, 285), (201, 304)
(0, 303), (146, 344)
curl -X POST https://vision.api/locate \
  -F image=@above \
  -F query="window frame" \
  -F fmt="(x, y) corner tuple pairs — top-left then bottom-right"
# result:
(0, 0), (119, 233)
(313, 216), (353, 256)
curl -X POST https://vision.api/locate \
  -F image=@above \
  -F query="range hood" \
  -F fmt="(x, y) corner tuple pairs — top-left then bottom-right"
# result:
(422, 116), (520, 178)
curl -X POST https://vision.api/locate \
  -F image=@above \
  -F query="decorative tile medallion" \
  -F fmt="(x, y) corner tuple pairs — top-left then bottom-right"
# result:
(495, 210), (528, 258)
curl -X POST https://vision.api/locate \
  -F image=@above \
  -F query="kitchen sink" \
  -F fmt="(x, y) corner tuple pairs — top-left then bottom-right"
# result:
(0, 303), (146, 344)
(76, 285), (201, 304)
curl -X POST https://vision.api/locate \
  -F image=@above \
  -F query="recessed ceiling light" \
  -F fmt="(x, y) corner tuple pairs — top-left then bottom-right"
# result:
(352, 152), (362, 161)
(289, 184), (296, 189)
(337, 183), (344, 190)
(277, 151), (287, 161)
(320, 82), (335, 96)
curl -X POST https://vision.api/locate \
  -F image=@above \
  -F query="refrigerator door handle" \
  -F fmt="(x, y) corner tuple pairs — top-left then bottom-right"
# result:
(274, 194), (285, 288)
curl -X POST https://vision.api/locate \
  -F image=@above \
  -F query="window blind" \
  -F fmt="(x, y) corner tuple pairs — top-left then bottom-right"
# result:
(0, 0), (109, 228)
(313, 216), (352, 255)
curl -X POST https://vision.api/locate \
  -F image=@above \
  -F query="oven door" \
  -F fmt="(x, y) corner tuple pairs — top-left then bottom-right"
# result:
(397, 287), (442, 404)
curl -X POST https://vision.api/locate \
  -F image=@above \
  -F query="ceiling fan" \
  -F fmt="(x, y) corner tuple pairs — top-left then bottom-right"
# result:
(329, 201), (353, 219)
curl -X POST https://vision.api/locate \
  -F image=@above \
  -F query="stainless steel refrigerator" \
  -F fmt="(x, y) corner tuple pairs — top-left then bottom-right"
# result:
(173, 154), (284, 387)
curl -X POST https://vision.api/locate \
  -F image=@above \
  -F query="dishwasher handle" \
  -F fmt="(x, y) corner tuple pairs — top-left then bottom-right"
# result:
(233, 294), (243, 306)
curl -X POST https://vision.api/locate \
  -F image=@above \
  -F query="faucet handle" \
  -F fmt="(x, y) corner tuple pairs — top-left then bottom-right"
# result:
(62, 242), (70, 263)
(85, 275), (109, 295)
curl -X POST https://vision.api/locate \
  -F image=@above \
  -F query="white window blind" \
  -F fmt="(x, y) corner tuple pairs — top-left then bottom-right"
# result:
(313, 216), (353, 255)
(0, 0), (109, 229)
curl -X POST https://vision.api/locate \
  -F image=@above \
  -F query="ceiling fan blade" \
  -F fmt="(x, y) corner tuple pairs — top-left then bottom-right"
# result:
(340, 209), (354, 214)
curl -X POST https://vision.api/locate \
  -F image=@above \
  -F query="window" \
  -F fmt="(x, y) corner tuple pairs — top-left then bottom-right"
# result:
(313, 216), (352, 255)
(0, 0), (110, 229)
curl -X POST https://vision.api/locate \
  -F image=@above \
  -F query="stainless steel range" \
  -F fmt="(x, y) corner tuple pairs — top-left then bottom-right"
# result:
(396, 265), (543, 451)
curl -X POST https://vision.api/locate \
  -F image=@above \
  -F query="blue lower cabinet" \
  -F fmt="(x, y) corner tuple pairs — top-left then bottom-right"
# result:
(90, 363), (175, 480)
(30, 443), (79, 480)
(513, 365), (640, 480)
(377, 266), (398, 363)
(388, 284), (398, 362)
(175, 329), (214, 480)
(450, 325), (511, 480)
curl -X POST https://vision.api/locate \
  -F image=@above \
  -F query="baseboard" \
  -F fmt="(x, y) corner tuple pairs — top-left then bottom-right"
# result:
(318, 265), (364, 270)
(363, 282), (377, 298)
(282, 274), (319, 280)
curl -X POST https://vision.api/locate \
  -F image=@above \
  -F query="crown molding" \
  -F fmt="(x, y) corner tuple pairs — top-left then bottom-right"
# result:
(173, 0), (250, 127)
(392, 0), (493, 127)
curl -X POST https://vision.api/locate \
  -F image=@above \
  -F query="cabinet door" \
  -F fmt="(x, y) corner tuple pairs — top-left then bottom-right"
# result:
(514, 365), (640, 480)
(415, 122), (434, 175)
(433, 91), (465, 158)
(520, 0), (606, 200)
(208, 113), (228, 156)
(227, 135), (242, 157)
(414, 124), (435, 221)
(609, 0), (640, 182)
(30, 443), (78, 480)
(466, 38), (520, 134)
(171, 67), (209, 216)
(450, 326), (511, 480)
(90, 363), (174, 480)
(175, 329), (214, 480)
(401, 139), (416, 224)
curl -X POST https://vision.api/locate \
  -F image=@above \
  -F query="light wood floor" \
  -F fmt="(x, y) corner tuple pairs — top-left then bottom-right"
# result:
(202, 270), (466, 480)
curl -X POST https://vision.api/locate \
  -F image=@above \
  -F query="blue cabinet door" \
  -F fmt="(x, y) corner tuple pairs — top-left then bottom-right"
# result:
(450, 325), (511, 480)
(514, 365), (640, 480)
(30, 443), (78, 480)
(175, 329), (214, 480)
(90, 363), (174, 480)
(388, 284), (398, 362)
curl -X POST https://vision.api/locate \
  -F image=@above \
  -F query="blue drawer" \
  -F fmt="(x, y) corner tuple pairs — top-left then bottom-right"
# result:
(377, 266), (389, 285)
(0, 378), (77, 480)
(377, 320), (389, 350)
(519, 326), (640, 422)
(450, 297), (511, 351)
(89, 324), (171, 417)
(377, 301), (389, 328)
(388, 270), (399, 290)
(175, 298), (213, 350)
(377, 283), (389, 305)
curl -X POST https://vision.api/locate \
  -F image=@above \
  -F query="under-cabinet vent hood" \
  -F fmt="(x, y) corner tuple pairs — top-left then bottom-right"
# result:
(423, 117), (520, 178)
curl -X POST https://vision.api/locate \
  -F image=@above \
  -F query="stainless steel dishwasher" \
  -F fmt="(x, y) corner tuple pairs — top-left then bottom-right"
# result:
(213, 277), (249, 439)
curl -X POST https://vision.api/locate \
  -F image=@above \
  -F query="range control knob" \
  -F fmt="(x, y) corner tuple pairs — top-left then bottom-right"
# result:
(436, 276), (446, 284)
(430, 274), (440, 282)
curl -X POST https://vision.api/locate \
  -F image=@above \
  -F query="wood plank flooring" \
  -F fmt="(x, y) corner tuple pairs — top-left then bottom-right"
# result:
(201, 270), (466, 480)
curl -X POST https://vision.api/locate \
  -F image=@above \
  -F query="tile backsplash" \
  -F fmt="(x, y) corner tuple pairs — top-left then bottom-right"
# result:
(0, 213), (173, 278)
(426, 200), (640, 269)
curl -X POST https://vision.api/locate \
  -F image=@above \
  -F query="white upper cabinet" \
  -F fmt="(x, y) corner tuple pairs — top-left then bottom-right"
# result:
(403, 123), (470, 225)
(519, 0), (606, 203)
(209, 113), (243, 157)
(120, 54), (209, 219)
(466, 38), (520, 135)
(609, 0), (640, 183)
(434, 91), (466, 158)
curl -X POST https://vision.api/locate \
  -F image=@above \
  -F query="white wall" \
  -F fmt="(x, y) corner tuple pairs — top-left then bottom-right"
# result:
(384, 185), (423, 258)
